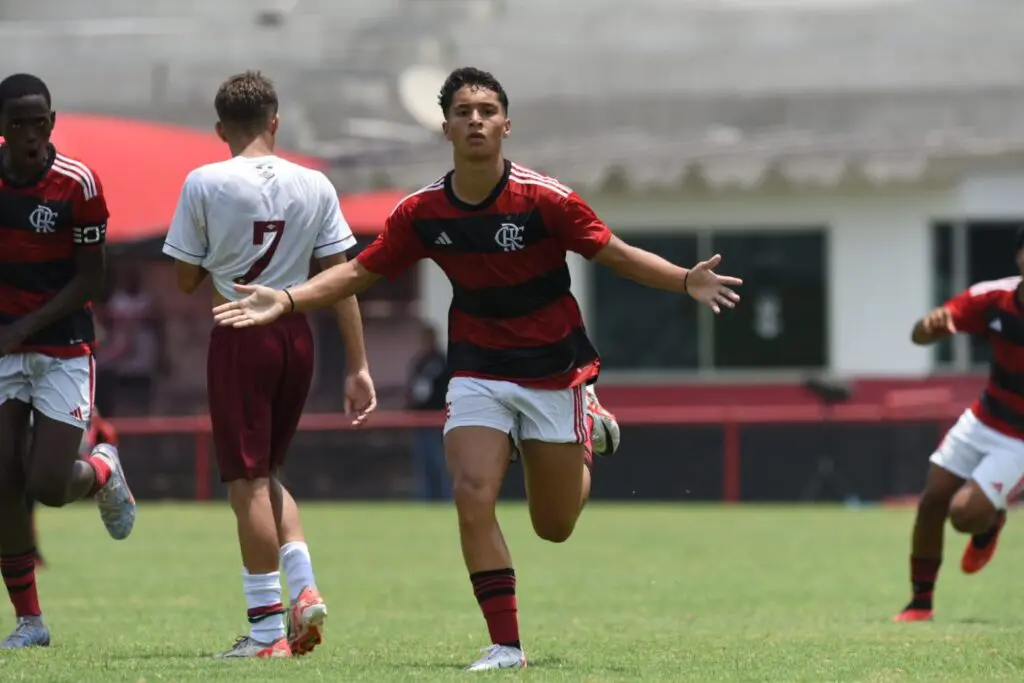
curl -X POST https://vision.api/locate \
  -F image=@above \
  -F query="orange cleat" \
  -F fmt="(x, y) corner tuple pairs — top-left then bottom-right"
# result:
(961, 511), (1006, 575)
(288, 586), (328, 656)
(893, 606), (934, 622)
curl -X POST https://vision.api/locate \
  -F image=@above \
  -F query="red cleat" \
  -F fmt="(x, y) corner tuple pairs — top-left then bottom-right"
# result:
(288, 586), (327, 656)
(961, 511), (1006, 575)
(893, 606), (934, 622)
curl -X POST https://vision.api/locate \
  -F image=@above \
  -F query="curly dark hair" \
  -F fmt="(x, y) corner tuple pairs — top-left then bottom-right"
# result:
(0, 73), (51, 117)
(214, 71), (278, 134)
(437, 67), (508, 119)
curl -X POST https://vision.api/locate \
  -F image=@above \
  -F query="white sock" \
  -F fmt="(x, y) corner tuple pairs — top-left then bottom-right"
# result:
(279, 541), (317, 603)
(242, 569), (285, 643)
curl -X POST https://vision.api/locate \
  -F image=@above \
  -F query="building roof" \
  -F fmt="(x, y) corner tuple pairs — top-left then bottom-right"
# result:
(10, 0), (1024, 191)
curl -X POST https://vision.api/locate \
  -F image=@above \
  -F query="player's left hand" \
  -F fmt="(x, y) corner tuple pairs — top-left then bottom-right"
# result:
(685, 254), (743, 314)
(0, 322), (31, 356)
(345, 368), (377, 427)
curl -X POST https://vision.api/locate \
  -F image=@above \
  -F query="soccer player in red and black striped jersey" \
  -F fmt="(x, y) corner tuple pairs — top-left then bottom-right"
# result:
(212, 67), (743, 669)
(0, 74), (136, 649)
(894, 228), (1024, 623)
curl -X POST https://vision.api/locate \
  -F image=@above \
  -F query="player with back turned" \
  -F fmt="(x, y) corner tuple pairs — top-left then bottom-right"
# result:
(162, 71), (377, 658)
(895, 227), (1024, 622)
(214, 67), (742, 670)
(0, 73), (136, 649)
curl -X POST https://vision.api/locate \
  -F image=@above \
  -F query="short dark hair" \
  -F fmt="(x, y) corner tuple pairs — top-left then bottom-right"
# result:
(214, 71), (278, 134)
(1015, 226), (1024, 253)
(437, 67), (508, 118)
(0, 73), (51, 117)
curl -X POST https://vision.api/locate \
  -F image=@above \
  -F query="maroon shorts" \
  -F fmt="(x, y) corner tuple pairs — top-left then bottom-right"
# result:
(207, 313), (314, 482)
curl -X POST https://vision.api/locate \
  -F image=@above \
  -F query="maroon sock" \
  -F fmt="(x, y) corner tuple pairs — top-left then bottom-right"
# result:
(470, 568), (520, 648)
(910, 556), (940, 609)
(1, 551), (42, 617)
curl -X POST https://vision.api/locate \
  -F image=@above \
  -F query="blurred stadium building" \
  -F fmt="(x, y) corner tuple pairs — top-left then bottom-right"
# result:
(7, 0), (1024, 501)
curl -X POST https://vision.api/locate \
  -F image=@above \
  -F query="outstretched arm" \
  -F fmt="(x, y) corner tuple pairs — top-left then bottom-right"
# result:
(212, 258), (381, 328)
(292, 259), (380, 312)
(549, 193), (742, 313)
(215, 196), (424, 328)
(593, 235), (742, 313)
(594, 235), (690, 292)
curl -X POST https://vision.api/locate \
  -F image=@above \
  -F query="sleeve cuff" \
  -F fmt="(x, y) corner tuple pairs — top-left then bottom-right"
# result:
(312, 234), (358, 259)
(162, 241), (205, 266)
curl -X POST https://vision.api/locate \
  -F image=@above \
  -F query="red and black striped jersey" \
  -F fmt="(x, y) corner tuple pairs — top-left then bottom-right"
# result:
(946, 275), (1024, 438)
(0, 144), (108, 357)
(357, 160), (611, 389)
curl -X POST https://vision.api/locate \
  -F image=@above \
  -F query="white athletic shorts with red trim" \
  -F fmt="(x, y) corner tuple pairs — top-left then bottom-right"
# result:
(0, 352), (94, 429)
(931, 408), (1024, 509)
(444, 377), (588, 445)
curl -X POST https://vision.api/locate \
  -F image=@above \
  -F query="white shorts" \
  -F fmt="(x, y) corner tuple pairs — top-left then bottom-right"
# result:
(444, 377), (588, 445)
(930, 408), (1024, 509)
(0, 352), (94, 429)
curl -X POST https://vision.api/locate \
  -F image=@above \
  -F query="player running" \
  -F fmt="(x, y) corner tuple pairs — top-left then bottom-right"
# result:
(893, 228), (1024, 623)
(0, 73), (135, 650)
(212, 67), (742, 670)
(162, 71), (377, 659)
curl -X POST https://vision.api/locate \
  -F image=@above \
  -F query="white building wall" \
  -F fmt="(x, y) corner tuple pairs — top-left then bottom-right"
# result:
(416, 173), (1024, 377)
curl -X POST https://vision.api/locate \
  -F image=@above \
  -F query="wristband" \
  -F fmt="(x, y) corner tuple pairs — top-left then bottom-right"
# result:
(283, 289), (296, 313)
(683, 271), (690, 294)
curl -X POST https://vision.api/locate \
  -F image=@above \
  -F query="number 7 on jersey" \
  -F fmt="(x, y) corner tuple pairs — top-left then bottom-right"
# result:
(234, 220), (286, 285)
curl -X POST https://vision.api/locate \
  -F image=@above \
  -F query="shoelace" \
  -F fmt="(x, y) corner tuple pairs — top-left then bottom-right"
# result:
(478, 644), (505, 660)
(230, 635), (252, 649)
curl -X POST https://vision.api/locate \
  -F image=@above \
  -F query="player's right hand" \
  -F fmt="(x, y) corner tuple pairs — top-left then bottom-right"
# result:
(921, 306), (957, 336)
(212, 284), (287, 327)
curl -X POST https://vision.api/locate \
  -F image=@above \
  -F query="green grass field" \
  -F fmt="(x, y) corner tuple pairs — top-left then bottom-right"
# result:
(4, 502), (1024, 682)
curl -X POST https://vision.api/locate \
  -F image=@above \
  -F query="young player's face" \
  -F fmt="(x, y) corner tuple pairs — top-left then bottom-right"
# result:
(0, 95), (54, 168)
(443, 85), (509, 160)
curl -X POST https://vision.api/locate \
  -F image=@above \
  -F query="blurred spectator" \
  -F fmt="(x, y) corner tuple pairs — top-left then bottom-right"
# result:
(95, 267), (162, 416)
(406, 323), (450, 501)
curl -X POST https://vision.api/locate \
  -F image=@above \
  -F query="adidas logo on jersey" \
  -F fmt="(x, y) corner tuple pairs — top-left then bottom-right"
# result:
(435, 232), (453, 246)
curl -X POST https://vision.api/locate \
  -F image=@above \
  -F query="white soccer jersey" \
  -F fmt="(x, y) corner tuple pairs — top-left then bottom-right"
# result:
(162, 155), (357, 301)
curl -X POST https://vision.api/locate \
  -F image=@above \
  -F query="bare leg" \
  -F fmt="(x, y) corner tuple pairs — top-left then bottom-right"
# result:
(26, 411), (94, 507)
(446, 426), (522, 657)
(521, 441), (589, 543)
(895, 464), (963, 620)
(0, 401), (45, 641)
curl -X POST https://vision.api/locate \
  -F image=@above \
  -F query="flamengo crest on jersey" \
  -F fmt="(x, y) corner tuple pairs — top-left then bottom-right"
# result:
(0, 146), (108, 356)
(356, 160), (612, 389)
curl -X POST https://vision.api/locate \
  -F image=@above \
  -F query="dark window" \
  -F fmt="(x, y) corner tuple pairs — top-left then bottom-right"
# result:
(932, 223), (953, 364)
(710, 230), (828, 369)
(967, 221), (1022, 365)
(593, 234), (699, 369)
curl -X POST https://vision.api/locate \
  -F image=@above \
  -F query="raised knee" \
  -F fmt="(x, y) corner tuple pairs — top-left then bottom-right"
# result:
(531, 515), (576, 543)
(28, 476), (69, 508)
(948, 487), (996, 535)
(534, 524), (573, 544)
(949, 502), (989, 534)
